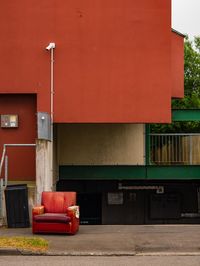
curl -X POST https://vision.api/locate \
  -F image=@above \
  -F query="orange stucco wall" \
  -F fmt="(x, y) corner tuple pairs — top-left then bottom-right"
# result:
(171, 31), (184, 98)
(0, 1), (182, 123)
(0, 95), (36, 181)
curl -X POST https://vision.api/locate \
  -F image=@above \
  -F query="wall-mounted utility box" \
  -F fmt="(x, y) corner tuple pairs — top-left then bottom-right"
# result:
(37, 112), (51, 141)
(1, 114), (18, 128)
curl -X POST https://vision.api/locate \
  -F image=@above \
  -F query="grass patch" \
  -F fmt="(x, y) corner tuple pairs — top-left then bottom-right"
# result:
(0, 237), (48, 252)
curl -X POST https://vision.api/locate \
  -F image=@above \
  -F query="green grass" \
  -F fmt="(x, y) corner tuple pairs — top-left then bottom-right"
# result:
(0, 236), (49, 252)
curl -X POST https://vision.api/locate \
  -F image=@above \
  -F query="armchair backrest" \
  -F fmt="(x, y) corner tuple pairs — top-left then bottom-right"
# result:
(42, 192), (76, 213)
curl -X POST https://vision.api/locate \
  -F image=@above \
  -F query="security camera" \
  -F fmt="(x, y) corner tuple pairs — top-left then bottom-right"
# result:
(46, 42), (56, 50)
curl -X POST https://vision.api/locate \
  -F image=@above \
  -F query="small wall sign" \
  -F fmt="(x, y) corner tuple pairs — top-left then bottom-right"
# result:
(1, 114), (18, 128)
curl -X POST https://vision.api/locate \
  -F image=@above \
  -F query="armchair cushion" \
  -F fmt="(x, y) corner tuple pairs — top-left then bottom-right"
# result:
(42, 192), (76, 213)
(34, 213), (71, 223)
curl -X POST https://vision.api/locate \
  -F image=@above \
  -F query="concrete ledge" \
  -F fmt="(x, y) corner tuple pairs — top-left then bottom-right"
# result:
(44, 251), (136, 256)
(136, 252), (200, 256)
(2, 248), (200, 257)
(0, 248), (22, 256)
(0, 248), (136, 256)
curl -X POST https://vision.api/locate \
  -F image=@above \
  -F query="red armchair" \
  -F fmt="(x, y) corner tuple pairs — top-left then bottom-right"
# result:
(32, 191), (79, 234)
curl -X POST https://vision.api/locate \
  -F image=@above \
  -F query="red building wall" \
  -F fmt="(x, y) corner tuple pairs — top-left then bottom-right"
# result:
(0, 1), (183, 123)
(171, 31), (184, 98)
(0, 95), (36, 181)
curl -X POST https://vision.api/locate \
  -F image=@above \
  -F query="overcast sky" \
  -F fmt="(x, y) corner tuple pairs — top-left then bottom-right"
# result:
(172, 0), (200, 38)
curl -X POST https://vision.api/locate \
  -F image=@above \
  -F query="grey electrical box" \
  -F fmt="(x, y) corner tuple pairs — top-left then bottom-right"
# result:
(1, 114), (18, 128)
(37, 112), (51, 141)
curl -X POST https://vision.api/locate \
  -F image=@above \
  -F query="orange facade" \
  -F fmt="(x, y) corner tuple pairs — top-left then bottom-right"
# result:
(171, 30), (184, 98)
(0, 0), (184, 123)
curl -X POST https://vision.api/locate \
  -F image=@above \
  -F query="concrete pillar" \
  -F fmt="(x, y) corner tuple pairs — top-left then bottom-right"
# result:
(0, 190), (7, 226)
(36, 139), (53, 204)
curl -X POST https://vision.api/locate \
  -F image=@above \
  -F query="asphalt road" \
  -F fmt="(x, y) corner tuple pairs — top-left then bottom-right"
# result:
(0, 256), (200, 266)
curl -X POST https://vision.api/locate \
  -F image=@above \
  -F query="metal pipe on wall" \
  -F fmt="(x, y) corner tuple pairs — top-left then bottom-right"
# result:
(46, 42), (56, 141)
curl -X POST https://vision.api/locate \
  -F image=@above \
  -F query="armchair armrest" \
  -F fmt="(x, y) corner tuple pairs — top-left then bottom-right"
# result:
(32, 206), (44, 216)
(67, 205), (80, 234)
(67, 205), (80, 219)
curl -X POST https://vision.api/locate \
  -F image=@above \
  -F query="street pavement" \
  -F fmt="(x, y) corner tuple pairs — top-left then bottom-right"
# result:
(1, 256), (200, 266)
(0, 225), (200, 256)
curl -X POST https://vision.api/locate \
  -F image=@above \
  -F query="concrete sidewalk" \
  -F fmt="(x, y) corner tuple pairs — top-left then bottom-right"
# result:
(0, 225), (200, 256)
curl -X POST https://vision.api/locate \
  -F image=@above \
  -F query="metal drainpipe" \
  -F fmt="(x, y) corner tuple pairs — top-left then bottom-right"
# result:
(46, 43), (56, 191)
(0, 145), (6, 178)
(50, 46), (54, 142)
(46, 42), (56, 142)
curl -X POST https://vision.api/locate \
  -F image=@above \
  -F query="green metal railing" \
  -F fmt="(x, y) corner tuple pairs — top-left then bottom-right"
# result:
(150, 133), (200, 165)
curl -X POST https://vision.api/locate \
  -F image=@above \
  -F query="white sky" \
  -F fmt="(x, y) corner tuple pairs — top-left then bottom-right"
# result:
(172, 0), (200, 38)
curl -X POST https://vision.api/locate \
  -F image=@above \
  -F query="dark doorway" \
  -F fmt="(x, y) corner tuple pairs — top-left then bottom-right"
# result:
(102, 191), (145, 224)
(77, 193), (102, 225)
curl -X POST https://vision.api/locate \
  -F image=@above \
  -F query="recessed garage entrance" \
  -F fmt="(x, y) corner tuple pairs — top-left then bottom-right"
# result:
(57, 179), (200, 225)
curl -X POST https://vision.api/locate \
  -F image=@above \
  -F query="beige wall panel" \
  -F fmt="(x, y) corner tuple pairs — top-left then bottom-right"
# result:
(57, 124), (144, 165)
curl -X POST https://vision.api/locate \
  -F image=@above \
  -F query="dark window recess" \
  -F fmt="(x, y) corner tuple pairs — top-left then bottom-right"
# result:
(5, 184), (30, 228)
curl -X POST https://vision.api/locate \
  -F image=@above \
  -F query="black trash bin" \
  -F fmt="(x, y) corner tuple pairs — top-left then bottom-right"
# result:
(4, 184), (30, 228)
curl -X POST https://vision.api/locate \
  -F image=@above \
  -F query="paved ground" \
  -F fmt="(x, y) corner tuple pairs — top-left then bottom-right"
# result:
(1, 256), (200, 266)
(0, 225), (200, 255)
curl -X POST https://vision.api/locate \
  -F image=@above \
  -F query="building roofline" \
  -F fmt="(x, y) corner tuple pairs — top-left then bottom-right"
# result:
(172, 28), (186, 38)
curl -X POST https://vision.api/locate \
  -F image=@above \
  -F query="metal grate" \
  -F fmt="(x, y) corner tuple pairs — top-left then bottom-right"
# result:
(150, 133), (200, 165)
